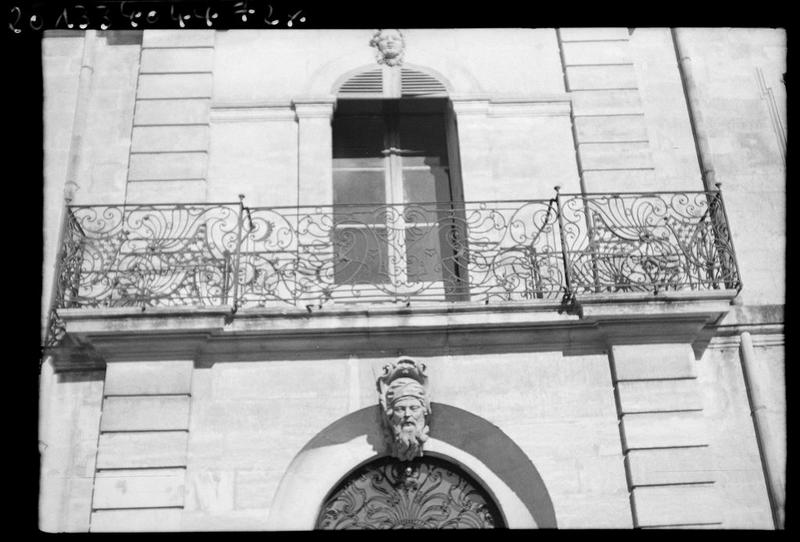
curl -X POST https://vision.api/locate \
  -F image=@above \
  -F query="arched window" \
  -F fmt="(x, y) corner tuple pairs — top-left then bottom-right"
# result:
(330, 66), (466, 299)
(315, 455), (505, 529)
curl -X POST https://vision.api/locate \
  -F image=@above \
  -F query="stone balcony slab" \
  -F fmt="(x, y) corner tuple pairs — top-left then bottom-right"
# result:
(53, 294), (733, 368)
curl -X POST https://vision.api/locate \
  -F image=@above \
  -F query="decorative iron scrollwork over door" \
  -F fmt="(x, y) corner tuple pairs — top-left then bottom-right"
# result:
(316, 456), (504, 529)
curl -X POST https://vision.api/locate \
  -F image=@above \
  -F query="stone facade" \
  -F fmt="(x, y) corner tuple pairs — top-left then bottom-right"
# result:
(40, 28), (785, 531)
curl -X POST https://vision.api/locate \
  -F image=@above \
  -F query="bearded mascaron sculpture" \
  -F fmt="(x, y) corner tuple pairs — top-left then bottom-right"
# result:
(377, 357), (431, 461)
(370, 29), (406, 67)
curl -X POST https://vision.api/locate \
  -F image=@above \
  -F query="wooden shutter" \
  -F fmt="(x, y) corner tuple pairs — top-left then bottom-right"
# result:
(401, 68), (447, 96)
(337, 68), (383, 96)
(337, 67), (447, 98)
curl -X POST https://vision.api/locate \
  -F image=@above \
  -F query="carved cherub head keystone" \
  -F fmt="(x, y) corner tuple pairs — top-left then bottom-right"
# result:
(377, 357), (431, 461)
(370, 29), (406, 66)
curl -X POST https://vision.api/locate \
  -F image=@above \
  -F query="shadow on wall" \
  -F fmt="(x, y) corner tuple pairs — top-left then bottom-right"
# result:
(297, 402), (557, 528)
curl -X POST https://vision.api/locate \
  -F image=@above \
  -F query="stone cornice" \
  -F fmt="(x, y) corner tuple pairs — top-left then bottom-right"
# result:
(292, 96), (337, 119)
(210, 94), (572, 121)
(488, 101), (571, 117)
(488, 95), (572, 118)
(208, 96), (338, 122)
(691, 303), (785, 351)
(449, 98), (490, 116)
(706, 333), (785, 349)
(450, 93), (572, 118)
(450, 93), (572, 103)
(709, 304), (784, 327)
(575, 290), (736, 319)
(210, 101), (296, 123)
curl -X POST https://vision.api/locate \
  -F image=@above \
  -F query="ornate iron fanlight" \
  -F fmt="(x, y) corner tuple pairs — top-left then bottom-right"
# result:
(316, 456), (504, 529)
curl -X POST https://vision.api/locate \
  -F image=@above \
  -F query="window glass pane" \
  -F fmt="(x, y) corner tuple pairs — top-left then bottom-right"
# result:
(334, 226), (389, 284)
(402, 163), (451, 223)
(333, 170), (385, 205)
(397, 114), (447, 157)
(333, 115), (385, 158)
(402, 167), (450, 203)
(405, 225), (443, 283)
(403, 169), (438, 204)
(333, 170), (386, 224)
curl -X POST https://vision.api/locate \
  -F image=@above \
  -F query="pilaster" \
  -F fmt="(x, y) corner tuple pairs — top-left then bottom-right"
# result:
(449, 96), (492, 201)
(90, 360), (195, 532)
(128, 30), (216, 203)
(557, 28), (656, 193)
(38, 361), (104, 532)
(608, 343), (722, 528)
(293, 96), (336, 206)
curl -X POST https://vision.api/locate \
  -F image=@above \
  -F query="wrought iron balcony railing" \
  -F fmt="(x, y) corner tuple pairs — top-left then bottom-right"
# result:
(45, 189), (741, 348)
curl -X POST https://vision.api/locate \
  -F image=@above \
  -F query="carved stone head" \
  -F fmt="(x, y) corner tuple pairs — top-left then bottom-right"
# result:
(370, 29), (406, 66)
(377, 357), (431, 461)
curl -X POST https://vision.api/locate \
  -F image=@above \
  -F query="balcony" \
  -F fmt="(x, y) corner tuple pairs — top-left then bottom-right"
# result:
(45, 189), (741, 349)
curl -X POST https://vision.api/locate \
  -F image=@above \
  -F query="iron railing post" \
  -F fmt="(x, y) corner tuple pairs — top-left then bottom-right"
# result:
(450, 200), (470, 302)
(43, 198), (77, 350)
(554, 186), (574, 302)
(68, 214), (85, 305)
(584, 195), (602, 294)
(711, 182), (742, 291)
(231, 194), (247, 311)
(697, 193), (716, 288)
(294, 204), (300, 308)
(221, 249), (231, 305)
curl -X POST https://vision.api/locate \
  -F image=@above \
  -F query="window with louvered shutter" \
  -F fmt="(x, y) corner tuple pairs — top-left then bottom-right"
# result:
(335, 66), (448, 98)
(330, 66), (462, 293)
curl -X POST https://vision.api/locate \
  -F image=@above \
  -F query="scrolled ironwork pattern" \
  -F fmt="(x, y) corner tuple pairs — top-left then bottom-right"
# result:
(44, 207), (85, 348)
(236, 200), (563, 307)
(59, 203), (241, 309)
(44, 191), (742, 348)
(316, 456), (503, 529)
(558, 191), (741, 295)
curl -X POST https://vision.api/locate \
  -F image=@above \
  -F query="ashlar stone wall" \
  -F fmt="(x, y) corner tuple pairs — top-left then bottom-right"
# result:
(84, 350), (631, 531)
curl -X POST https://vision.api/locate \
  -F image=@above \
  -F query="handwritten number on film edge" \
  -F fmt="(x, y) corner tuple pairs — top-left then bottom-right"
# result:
(7, 2), (307, 32)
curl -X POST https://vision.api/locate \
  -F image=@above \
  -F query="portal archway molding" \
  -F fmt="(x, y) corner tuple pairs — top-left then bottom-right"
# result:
(266, 402), (557, 530)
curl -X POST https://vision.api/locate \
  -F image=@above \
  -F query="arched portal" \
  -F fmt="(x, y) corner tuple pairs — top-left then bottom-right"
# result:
(316, 455), (504, 529)
(267, 403), (557, 530)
